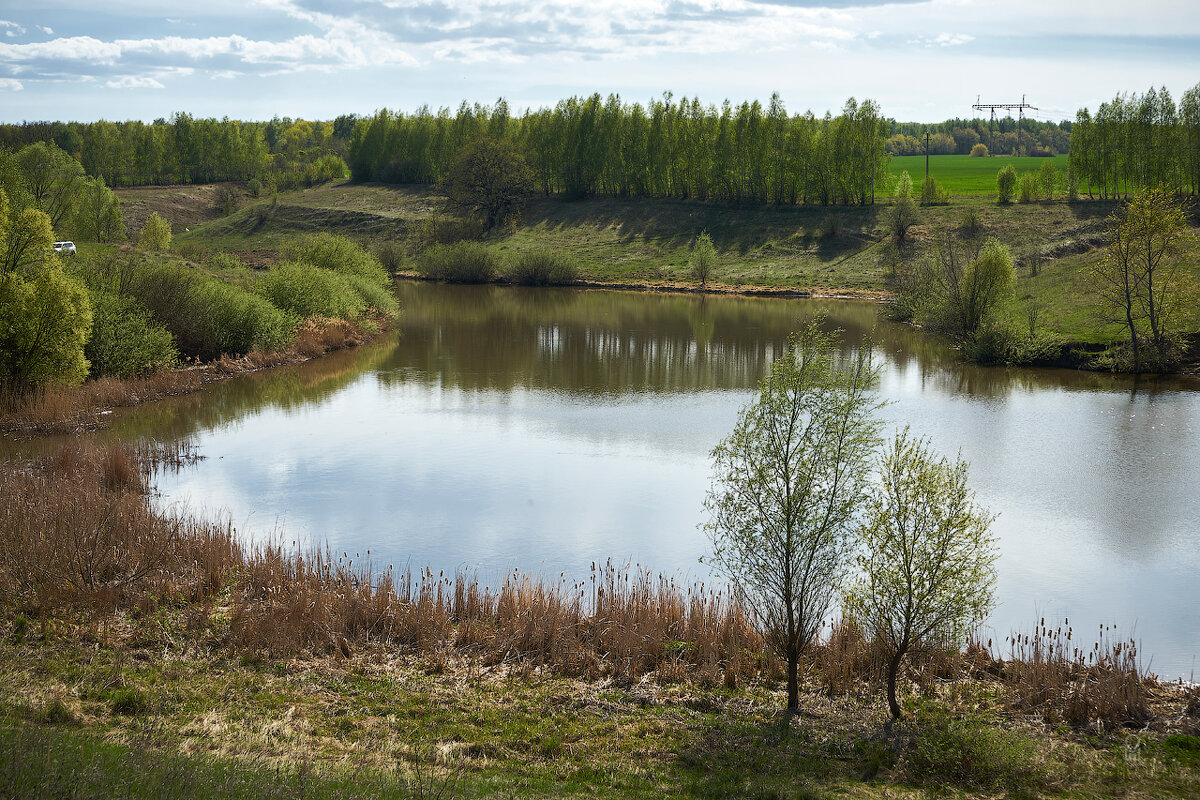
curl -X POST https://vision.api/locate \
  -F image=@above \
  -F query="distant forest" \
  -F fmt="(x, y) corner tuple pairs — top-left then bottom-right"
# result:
(1, 85), (1198, 203)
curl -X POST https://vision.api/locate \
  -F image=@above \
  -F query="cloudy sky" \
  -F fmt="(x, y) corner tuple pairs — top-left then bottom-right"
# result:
(1, 0), (1197, 124)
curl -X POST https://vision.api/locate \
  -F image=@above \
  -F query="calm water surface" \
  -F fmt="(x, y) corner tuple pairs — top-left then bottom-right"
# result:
(65, 283), (1200, 677)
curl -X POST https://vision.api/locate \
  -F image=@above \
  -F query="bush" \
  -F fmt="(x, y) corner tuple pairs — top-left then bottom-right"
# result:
(970, 143), (989, 158)
(1039, 161), (1059, 201)
(85, 291), (178, 378)
(172, 241), (209, 262)
(960, 207), (984, 234)
(894, 170), (914, 199)
(207, 251), (248, 274)
(284, 233), (389, 289)
(247, 178), (264, 198)
(373, 240), (405, 274)
(257, 260), (366, 320)
(103, 258), (293, 360)
(885, 195), (919, 241)
(920, 175), (951, 205)
(506, 250), (578, 286)
(213, 184), (239, 217)
(138, 212), (172, 252)
(1019, 172), (1038, 203)
(0, 267), (92, 387)
(416, 241), (497, 283)
(996, 165), (1017, 203)
(906, 703), (1044, 792)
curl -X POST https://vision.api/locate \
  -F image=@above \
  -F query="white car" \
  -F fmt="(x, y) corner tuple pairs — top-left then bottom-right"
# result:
(53, 241), (77, 256)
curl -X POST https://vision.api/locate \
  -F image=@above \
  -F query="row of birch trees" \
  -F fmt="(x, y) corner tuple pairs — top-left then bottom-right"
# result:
(348, 93), (892, 206)
(1069, 83), (1200, 199)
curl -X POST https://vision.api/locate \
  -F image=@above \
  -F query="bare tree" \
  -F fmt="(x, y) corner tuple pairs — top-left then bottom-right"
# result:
(704, 321), (882, 711)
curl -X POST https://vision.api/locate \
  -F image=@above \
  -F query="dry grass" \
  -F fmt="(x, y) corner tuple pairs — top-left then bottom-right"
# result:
(0, 443), (1172, 720)
(0, 444), (763, 685)
(1001, 617), (1153, 729)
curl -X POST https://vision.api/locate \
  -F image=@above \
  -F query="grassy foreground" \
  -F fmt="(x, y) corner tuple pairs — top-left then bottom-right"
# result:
(2, 442), (1200, 799)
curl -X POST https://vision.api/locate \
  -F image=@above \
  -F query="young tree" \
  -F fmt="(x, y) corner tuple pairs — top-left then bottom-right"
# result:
(689, 230), (716, 287)
(704, 321), (882, 711)
(1094, 186), (1191, 370)
(996, 165), (1017, 203)
(0, 265), (92, 387)
(0, 200), (55, 275)
(847, 430), (997, 720)
(139, 211), (172, 251)
(914, 237), (1014, 339)
(77, 177), (125, 242)
(442, 135), (533, 231)
(885, 171), (919, 240)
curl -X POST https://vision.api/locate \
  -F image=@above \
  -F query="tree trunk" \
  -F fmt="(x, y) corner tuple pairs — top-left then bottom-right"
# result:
(886, 650), (906, 720)
(787, 654), (799, 711)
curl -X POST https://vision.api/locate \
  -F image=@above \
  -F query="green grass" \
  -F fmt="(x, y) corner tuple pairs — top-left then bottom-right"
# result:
(2, 616), (1198, 800)
(889, 154), (1071, 196)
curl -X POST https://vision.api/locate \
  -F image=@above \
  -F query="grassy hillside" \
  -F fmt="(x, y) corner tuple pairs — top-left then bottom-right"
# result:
(125, 181), (1200, 351)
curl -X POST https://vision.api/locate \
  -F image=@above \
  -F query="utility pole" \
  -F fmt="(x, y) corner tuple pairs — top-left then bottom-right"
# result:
(924, 131), (931, 179)
(972, 96), (1037, 156)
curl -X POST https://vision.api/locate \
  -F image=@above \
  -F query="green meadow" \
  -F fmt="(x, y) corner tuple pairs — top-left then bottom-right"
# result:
(888, 154), (1072, 196)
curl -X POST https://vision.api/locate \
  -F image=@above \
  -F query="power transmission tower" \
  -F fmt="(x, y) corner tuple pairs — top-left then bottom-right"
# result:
(972, 95), (1038, 156)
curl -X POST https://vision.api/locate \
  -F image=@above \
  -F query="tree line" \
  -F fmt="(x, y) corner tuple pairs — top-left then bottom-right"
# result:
(1069, 83), (1200, 198)
(888, 117), (1071, 158)
(0, 114), (356, 189)
(349, 93), (892, 206)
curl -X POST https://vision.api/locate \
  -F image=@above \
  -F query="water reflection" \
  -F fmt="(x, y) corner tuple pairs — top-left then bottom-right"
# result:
(7, 281), (1197, 677)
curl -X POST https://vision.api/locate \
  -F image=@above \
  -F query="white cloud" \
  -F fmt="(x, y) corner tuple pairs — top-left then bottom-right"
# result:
(105, 75), (166, 89)
(0, 78), (23, 91)
(0, 20), (25, 34)
(39, 26), (53, 35)
(908, 32), (975, 47)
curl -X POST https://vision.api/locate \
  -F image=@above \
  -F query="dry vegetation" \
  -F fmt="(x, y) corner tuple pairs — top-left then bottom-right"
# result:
(2, 443), (1199, 797)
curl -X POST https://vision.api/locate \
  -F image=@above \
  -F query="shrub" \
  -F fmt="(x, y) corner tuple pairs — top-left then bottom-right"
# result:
(85, 291), (178, 379)
(996, 165), (1017, 203)
(172, 241), (209, 262)
(1039, 161), (1059, 200)
(207, 251), (248, 274)
(373, 240), (405, 274)
(138, 212), (172, 252)
(920, 175), (951, 205)
(961, 207), (984, 234)
(1067, 170), (1080, 202)
(342, 273), (400, 316)
(906, 702), (1044, 792)
(257, 260), (365, 320)
(969, 143), (989, 158)
(416, 241), (497, 283)
(1019, 172), (1038, 203)
(247, 178), (264, 198)
(284, 233), (389, 289)
(885, 195), (919, 240)
(109, 258), (293, 360)
(0, 267), (92, 388)
(407, 214), (485, 249)
(213, 184), (239, 217)
(894, 170), (914, 199)
(506, 250), (578, 286)
(689, 232), (716, 286)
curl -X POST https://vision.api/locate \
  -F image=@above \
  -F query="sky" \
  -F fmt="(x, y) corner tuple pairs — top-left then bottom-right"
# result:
(1, 0), (1198, 125)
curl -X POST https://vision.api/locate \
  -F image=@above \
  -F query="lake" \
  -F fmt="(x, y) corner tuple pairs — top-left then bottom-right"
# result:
(67, 282), (1200, 678)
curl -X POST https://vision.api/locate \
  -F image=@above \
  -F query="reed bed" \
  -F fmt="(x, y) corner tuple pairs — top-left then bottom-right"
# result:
(0, 442), (1163, 720)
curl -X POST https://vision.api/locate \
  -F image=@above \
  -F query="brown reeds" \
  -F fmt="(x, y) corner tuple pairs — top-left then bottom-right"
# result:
(1, 444), (764, 684)
(1000, 617), (1152, 728)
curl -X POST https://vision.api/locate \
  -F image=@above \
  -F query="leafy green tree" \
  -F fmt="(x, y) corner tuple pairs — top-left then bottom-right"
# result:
(442, 136), (533, 231)
(14, 141), (85, 229)
(138, 211), (172, 251)
(77, 176), (125, 242)
(1, 201), (55, 275)
(969, 143), (988, 158)
(689, 231), (716, 287)
(704, 321), (882, 711)
(847, 429), (997, 720)
(885, 171), (919, 240)
(0, 265), (92, 387)
(1039, 160), (1060, 201)
(996, 165), (1017, 203)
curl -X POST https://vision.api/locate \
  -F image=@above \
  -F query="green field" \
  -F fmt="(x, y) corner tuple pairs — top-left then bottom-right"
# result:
(889, 154), (1071, 196)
